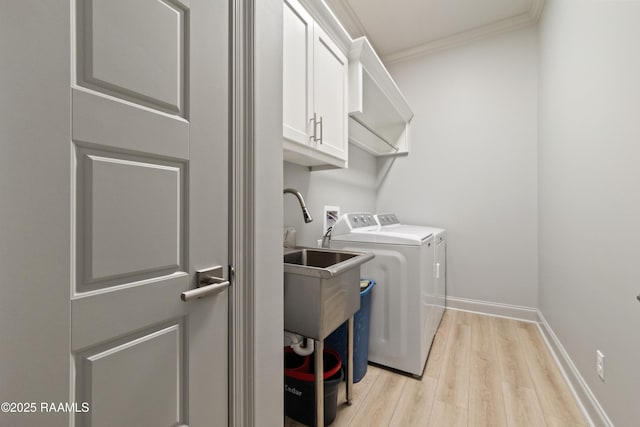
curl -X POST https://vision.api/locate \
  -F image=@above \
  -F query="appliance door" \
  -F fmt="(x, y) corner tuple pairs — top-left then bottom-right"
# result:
(434, 236), (447, 330)
(420, 238), (436, 369)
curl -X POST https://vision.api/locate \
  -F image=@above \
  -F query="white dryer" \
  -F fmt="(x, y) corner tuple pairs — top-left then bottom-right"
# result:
(330, 212), (445, 376)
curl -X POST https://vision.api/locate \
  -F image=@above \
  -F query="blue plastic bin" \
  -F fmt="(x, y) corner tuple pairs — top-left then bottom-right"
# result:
(324, 279), (375, 383)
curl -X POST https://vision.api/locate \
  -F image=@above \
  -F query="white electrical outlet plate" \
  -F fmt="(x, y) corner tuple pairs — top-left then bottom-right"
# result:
(323, 205), (340, 234)
(596, 350), (605, 381)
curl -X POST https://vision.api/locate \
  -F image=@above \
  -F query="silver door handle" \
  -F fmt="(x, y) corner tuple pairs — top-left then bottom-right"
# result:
(181, 266), (229, 302)
(318, 116), (323, 144)
(180, 281), (229, 301)
(310, 113), (317, 142)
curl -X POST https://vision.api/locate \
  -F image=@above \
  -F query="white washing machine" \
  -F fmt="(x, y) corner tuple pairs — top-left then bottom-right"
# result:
(375, 213), (447, 335)
(330, 212), (446, 376)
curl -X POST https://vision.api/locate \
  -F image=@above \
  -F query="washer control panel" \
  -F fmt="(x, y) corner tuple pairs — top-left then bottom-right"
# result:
(376, 213), (399, 225)
(347, 213), (377, 229)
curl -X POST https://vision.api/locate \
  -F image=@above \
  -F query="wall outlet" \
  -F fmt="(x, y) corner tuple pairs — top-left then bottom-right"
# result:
(596, 350), (605, 381)
(323, 205), (340, 234)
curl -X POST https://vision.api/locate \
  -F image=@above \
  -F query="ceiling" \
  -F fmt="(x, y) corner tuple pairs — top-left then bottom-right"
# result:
(325, 0), (544, 63)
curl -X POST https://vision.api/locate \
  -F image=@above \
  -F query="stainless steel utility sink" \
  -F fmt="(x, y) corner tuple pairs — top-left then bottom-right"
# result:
(284, 248), (374, 339)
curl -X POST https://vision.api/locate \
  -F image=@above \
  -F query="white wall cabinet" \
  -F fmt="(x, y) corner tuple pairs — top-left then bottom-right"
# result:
(283, 0), (348, 168)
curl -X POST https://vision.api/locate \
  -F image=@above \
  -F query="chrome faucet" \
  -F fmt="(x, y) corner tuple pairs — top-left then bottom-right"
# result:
(283, 188), (313, 223)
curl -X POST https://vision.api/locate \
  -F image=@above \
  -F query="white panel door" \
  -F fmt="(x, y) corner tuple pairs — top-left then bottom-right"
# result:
(0, 0), (229, 426)
(313, 24), (348, 161)
(283, 0), (314, 145)
(72, 0), (229, 425)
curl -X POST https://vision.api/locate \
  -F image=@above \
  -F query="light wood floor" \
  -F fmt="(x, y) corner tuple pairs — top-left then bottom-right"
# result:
(285, 310), (589, 427)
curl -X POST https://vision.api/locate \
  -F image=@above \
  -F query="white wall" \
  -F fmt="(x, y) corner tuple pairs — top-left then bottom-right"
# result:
(283, 144), (377, 246)
(377, 27), (539, 308)
(538, 1), (640, 425)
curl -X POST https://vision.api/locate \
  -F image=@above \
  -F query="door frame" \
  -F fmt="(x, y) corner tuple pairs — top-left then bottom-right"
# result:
(230, 0), (256, 425)
(230, 0), (285, 424)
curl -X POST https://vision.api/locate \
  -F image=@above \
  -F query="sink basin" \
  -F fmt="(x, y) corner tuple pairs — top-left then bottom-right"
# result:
(284, 248), (374, 339)
(284, 248), (360, 273)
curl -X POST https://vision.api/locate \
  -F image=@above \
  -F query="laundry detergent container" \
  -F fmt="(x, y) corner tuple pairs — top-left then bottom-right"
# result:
(284, 348), (343, 426)
(324, 279), (375, 383)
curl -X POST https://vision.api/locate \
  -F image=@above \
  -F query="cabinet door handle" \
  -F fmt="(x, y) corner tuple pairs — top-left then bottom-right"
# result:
(318, 116), (323, 144)
(310, 113), (317, 142)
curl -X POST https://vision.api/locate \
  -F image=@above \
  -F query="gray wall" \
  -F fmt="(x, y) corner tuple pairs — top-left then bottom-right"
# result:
(283, 144), (377, 247)
(377, 27), (539, 308)
(538, 0), (640, 425)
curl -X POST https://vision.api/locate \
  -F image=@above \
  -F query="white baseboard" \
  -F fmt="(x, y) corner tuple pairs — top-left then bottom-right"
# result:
(446, 296), (538, 322)
(536, 310), (614, 427)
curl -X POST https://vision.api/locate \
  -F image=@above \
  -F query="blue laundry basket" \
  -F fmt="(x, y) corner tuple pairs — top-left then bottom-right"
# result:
(324, 279), (375, 383)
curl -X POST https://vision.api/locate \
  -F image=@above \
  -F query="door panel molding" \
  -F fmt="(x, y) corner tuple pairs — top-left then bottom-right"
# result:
(74, 320), (186, 427)
(74, 146), (187, 292)
(75, 0), (188, 116)
(84, 156), (182, 281)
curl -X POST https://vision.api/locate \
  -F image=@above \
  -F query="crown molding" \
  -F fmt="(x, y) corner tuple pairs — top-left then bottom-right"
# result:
(325, 0), (367, 39)
(381, 0), (545, 65)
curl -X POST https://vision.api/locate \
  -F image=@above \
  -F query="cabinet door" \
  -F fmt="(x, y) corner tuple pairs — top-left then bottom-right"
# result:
(313, 24), (348, 161)
(283, 0), (313, 146)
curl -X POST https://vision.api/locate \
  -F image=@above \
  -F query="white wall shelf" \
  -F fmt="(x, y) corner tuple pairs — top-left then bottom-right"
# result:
(348, 37), (413, 156)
